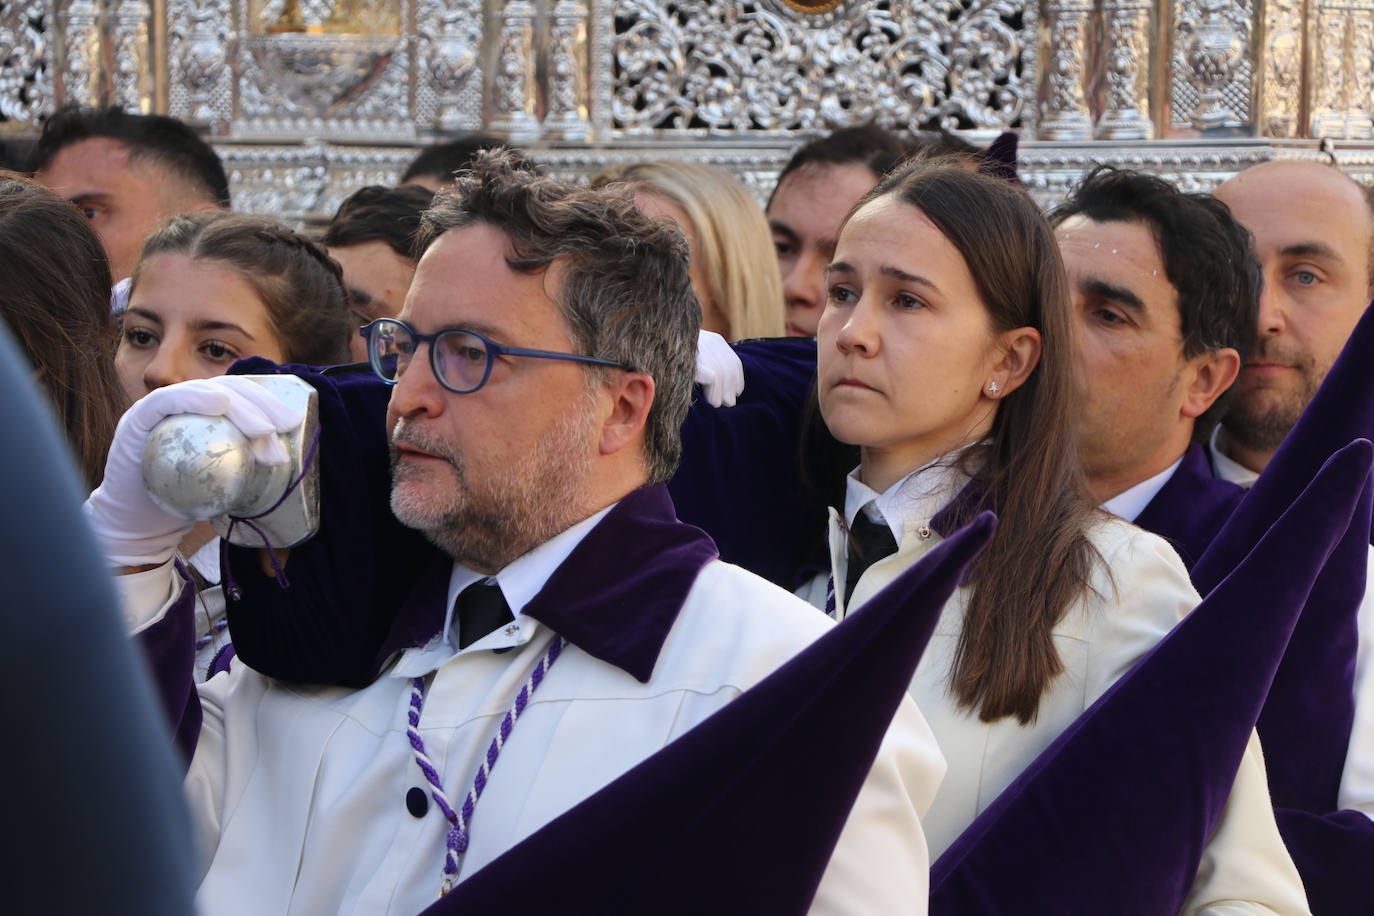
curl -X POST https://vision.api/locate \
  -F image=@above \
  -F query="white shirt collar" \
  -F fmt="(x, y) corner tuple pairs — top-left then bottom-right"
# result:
(843, 450), (970, 544)
(1100, 456), (1184, 522)
(392, 503), (616, 677)
(1209, 426), (1260, 489)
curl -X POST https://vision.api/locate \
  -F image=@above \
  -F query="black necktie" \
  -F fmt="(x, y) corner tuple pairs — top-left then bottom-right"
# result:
(456, 581), (514, 650)
(845, 509), (898, 605)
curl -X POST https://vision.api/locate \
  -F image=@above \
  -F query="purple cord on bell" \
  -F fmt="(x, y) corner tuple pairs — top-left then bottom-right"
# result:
(407, 635), (567, 896)
(222, 423), (323, 600)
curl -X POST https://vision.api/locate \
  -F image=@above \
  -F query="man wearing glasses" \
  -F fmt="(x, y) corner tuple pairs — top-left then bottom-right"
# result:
(85, 152), (942, 913)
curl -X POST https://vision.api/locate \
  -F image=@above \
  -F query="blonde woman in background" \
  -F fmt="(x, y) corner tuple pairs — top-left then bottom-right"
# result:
(593, 161), (785, 341)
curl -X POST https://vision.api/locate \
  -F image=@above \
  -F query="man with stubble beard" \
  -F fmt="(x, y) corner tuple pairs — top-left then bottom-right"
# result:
(1211, 161), (1374, 482)
(85, 152), (944, 913)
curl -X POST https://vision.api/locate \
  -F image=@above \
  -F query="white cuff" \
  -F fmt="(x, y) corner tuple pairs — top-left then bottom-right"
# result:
(116, 560), (182, 635)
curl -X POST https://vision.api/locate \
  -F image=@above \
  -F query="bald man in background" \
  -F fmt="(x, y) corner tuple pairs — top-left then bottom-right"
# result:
(1211, 161), (1374, 482)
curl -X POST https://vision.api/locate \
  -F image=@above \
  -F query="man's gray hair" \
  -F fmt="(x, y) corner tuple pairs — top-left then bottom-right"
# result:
(415, 149), (701, 484)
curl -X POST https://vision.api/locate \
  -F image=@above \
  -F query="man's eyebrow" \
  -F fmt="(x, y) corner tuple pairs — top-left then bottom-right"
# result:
(433, 320), (505, 340)
(1279, 241), (1344, 263)
(347, 286), (375, 307)
(1081, 276), (1146, 312)
(67, 192), (110, 206)
(768, 220), (800, 243)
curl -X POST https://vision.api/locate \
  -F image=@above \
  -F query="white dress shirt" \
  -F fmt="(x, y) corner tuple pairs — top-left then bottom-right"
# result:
(121, 500), (946, 915)
(1101, 457), (1184, 522)
(1209, 428), (1374, 823)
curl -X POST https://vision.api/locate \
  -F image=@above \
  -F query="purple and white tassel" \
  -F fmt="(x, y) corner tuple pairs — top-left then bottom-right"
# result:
(408, 635), (567, 895)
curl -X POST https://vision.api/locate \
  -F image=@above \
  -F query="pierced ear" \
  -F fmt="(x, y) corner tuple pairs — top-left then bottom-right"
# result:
(988, 326), (1042, 399)
(1180, 347), (1241, 420)
(599, 371), (656, 458)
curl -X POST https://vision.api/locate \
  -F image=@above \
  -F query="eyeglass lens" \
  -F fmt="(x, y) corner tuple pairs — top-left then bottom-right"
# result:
(368, 321), (491, 393)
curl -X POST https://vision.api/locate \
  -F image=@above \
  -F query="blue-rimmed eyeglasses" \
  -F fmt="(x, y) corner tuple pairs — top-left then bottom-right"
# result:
(359, 318), (634, 395)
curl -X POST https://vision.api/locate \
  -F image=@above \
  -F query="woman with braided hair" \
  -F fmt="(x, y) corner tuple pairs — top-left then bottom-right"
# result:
(116, 210), (354, 677)
(117, 211), (352, 397)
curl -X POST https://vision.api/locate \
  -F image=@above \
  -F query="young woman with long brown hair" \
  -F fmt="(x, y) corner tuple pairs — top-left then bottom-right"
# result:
(800, 160), (1309, 912)
(0, 173), (127, 490)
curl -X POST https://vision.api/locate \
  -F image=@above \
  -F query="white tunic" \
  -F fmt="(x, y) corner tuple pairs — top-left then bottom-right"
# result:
(1209, 431), (1374, 822)
(123, 503), (946, 916)
(797, 463), (1311, 914)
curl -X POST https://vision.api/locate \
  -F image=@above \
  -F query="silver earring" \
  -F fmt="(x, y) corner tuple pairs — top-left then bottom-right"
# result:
(987, 381), (1000, 395)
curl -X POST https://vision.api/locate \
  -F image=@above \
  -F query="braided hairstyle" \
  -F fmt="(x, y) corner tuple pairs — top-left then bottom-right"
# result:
(131, 211), (353, 366)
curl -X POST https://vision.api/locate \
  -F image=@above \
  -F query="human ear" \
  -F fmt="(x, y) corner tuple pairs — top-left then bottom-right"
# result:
(599, 371), (655, 457)
(985, 327), (1042, 399)
(1179, 346), (1241, 420)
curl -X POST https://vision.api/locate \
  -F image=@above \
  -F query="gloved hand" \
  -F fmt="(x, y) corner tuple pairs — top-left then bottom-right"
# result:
(694, 330), (745, 408)
(84, 376), (305, 567)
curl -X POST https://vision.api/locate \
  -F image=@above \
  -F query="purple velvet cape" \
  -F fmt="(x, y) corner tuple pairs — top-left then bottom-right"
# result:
(419, 514), (996, 915)
(930, 441), (1372, 915)
(1133, 442), (1245, 571)
(219, 338), (820, 686)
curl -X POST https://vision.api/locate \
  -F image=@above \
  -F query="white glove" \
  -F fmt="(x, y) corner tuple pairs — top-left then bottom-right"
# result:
(110, 277), (131, 315)
(84, 376), (305, 567)
(694, 330), (745, 408)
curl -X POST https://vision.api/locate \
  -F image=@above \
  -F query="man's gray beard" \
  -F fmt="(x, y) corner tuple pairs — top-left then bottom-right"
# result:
(1224, 362), (1323, 454)
(389, 401), (596, 572)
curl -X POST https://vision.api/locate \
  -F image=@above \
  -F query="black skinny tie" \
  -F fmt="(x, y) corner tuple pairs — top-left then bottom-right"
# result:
(456, 581), (515, 650)
(845, 510), (898, 606)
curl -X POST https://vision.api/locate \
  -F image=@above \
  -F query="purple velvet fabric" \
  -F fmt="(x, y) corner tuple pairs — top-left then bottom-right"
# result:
(1276, 808), (1374, 915)
(519, 485), (719, 682)
(135, 561), (203, 766)
(222, 340), (820, 687)
(1133, 443), (1245, 570)
(930, 442), (1372, 914)
(421, 514), (996, 915)
(1196, 304), (1374, 811)
(221, 359), (435, 687)
(668, 336), (823, 589)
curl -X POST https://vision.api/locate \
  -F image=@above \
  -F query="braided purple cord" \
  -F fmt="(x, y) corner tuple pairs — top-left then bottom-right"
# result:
(222, 423), (322, 599)
(407, 636), (566, 895)
(194, 617), (231, 651)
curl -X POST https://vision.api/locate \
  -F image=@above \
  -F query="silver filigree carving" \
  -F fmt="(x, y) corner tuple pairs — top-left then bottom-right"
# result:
(1171, 0), (1254, 131)
(489, 0), (541, 141)
(59, 0), (102, 107)
(1095, 0), (1153, 139)
(1040, 0), (1093, 139)
(110, 0), (153, 112)
(1185, 0), (1248, 128)
(415, 0), (483, 132)
(234, 1), (413, 139)
(1261, 0), (1304, 137)
(544, 0), (592, 140)
(1308, 0), (1374, 138)
(168, 0), (233, 130)
(0, 0), (53, 124)
(606, 0), (1032, 136)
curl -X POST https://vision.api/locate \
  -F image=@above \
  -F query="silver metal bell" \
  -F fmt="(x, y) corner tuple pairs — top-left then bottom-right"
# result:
(140, 375), (321, 548)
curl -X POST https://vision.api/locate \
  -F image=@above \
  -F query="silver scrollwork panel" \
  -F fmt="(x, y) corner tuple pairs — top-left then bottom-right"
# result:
(0, 0), (54, 123)
(602, 0), (1035, 137)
